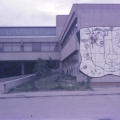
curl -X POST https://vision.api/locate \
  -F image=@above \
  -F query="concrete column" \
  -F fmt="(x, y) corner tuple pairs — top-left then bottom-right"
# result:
(21, 62), (24, 75)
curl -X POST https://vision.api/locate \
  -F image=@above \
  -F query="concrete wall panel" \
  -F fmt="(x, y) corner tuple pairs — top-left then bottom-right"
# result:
(3, 74), (35, 93)
(0, 52), (60, 61)
(61, 34), (77, 61)
(0, 36), (58, 42)
(56, 15), (68, 36)
(76, 5), (120, 28)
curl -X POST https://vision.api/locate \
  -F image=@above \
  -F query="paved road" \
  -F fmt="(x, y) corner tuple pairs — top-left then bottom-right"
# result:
(0, 87), (120, 120)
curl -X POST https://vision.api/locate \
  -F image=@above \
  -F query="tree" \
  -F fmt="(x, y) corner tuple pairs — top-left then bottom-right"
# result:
(33, 56), (56, 78)
(33, 58), (48, 78)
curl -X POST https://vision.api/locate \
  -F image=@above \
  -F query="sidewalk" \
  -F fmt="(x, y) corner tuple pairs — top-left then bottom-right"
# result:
(0, 86), (120, 120)
(0, 87), (120, 99)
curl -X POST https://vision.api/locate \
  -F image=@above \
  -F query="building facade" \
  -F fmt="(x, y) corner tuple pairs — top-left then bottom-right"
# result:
(1, 4), (120, 83)
(0, 27), (60, 78)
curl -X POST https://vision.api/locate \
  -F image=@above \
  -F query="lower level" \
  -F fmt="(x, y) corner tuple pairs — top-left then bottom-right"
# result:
(0, 60), (59, 78)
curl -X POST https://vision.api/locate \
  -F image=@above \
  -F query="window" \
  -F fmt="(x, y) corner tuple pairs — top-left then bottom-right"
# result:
(50, 43), (58, 52)
(4, 43), (12, 52)
(12, 43), (21, 52)
(41, 43), (49, 51)
(1, 42), (58, 52)
(24, 43), (32, 52)
(73, 54), (75, 64)
(75, 52), (78, 63)
(32, 43), (40, 52)
(4, 43), (21, 52)
(41, 42), (58, 52)
(0, 43), (3, 52)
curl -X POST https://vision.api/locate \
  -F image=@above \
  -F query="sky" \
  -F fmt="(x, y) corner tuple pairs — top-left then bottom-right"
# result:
(0, 0), (120, 26)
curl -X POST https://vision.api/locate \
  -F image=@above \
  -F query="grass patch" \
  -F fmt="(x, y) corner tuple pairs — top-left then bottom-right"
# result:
(9, 73), (90, 93)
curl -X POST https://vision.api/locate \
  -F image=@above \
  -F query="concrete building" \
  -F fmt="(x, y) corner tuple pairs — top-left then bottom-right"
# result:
(0, 27), (60, 78)
(1, 4), (120, 83)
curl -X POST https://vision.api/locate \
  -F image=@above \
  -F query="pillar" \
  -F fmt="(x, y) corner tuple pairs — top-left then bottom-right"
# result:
(21, 62), (24, 75)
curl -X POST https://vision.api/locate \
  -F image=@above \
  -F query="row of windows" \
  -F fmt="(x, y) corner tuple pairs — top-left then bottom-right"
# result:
(61, 20), (78, 49)
(0, 27), (56, 36)
(62, 52), (78, 68)
(0, 42), (58, 52)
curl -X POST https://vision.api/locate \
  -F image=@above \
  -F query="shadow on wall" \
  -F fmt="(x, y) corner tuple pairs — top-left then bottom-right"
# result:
(62, 62), (120, 83)
(63, 63), (88, 82)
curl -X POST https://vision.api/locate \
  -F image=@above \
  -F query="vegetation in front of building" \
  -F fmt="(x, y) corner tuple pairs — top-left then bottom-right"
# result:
(9, 57), (91, 93)
(9, 73), (90, 93)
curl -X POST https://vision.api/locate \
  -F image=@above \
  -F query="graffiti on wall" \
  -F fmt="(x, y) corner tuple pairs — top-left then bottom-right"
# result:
(79, 27), (120, 77)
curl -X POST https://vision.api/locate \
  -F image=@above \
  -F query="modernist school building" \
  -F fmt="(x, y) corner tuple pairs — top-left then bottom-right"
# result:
(1, 4), (120, 83)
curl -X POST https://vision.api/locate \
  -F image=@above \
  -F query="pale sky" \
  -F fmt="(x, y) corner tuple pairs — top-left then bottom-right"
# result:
(0, 0), (120, 26)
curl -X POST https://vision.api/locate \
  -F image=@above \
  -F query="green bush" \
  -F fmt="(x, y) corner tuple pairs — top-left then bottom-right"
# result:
(9, 73), (91, 93)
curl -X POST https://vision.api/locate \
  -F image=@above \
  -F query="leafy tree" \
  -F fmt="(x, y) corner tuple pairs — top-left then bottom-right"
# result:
(33, 56), (56, 78)
(33, 58), (48, 78)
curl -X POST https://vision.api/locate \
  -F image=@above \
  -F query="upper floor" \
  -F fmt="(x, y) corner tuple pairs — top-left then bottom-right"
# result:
(59, 4), (120, 61)
(0, 26), (59, 61)
(1, 4), (120, 61)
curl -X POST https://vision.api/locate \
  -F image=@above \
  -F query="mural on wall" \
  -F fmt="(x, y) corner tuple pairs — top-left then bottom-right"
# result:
(78, 27), (120, 77)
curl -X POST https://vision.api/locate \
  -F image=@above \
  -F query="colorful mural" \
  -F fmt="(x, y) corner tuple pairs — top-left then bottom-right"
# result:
(79, 27), (120, 77)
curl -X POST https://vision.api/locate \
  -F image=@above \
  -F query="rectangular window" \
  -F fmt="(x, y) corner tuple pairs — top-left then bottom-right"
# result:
(4, 43), (12, 52)
(69, 57), (72, 65)
(24, 43), (32, 52)
(32, 43), (40, 52)
(70, 56), (73, 65)
(49, 43), (58, 52)
(12, 43), (21, 52)
(49, 46), (54, 51)
(41, 43), (49, 51)
(0, 43), (3, 52)
(4, 43), (21, 52)
(75, 52), (78, 63)
(73, 54), (76, 64)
